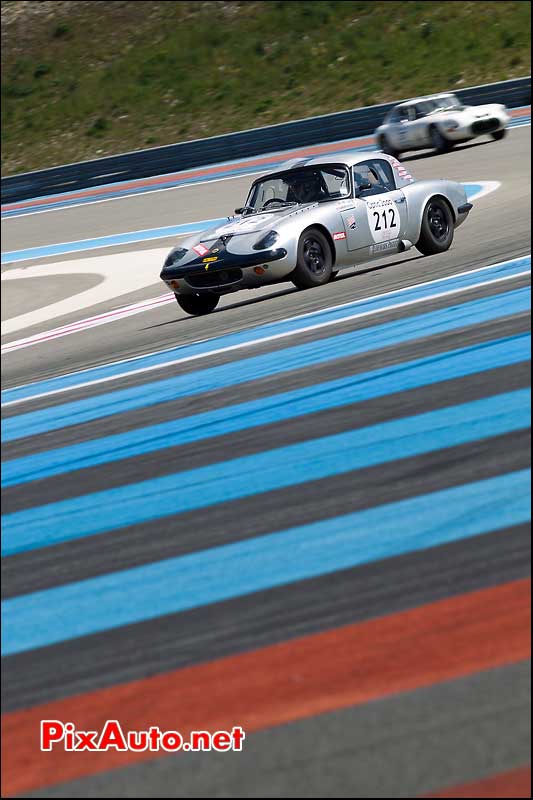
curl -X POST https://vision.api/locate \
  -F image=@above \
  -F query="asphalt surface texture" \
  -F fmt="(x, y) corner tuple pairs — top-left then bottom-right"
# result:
(1, 126), (531, 799)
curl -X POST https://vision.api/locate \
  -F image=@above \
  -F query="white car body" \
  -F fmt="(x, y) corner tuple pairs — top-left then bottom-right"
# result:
(375, 92), (510, 156)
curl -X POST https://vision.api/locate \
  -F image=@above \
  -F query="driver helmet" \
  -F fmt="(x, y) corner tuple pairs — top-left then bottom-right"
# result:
(286, 172), (324, 203)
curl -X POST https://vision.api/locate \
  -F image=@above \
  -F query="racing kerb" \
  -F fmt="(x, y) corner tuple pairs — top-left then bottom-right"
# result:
(1, 76), (530, 204)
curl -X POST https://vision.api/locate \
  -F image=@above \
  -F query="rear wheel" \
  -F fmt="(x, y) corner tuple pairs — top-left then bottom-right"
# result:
(416, 197), (454, 255)
(379, 135), (399, 159)
(176, 292), (220, 316)
(491, 129), (507, 141)
(291, 228), (333, 289)
(430, 125), (452, 154)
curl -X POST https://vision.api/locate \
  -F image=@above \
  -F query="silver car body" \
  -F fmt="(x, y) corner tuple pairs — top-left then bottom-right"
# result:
(375, 92), (509, 155)
(161, 150), (471, 297)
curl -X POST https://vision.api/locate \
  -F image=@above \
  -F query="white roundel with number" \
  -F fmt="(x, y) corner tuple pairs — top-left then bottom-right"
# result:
(214, 214), (272, 236)
(366, 197), (399, 243)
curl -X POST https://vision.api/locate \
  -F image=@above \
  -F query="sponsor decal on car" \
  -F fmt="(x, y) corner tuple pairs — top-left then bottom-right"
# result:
(336, 199), (355, 211)
(390, 158), (413, 182)
(333, 231), (346, 241)
(371, 239), (399, 254)
(346, 214), (356, 229)
(193, 243), (210, 257)
(203, 257), (218, 263)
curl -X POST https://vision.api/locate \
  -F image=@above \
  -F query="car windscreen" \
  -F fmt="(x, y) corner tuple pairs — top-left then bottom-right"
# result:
(416, 100), (441, 116)
(434, 94), (465, 111)
(246, 165), (351, 211)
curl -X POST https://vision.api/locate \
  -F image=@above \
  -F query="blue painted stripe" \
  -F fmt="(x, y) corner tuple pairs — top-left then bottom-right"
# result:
(0, 218), (228, 265)
(509, 114), (532, 127)
(0, 183), (484, 264)
(2, 256), (530, 407)
(3, 333), (530, 488)
(0, 163), (282, 219)
(2, 468), (530, 656)
(2, 288), (530, 444)
(2, 389), (530, 557)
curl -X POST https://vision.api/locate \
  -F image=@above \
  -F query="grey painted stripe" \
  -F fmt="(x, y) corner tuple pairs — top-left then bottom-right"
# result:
(2, 274), (529, 424)
(3, 425), (529, 599)
(25, 661), (531, 799)
(3, 362), (529, 514)
(2, 522), (529, 712)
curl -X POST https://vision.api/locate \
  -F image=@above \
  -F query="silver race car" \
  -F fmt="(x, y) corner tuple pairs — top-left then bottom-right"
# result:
(375, 92), (509, 157)
(161, 152), (472, 316)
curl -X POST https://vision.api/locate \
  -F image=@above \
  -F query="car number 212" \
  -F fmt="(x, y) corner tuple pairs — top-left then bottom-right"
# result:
(373, 207), (397, 232)
(367, 201), (398, 243)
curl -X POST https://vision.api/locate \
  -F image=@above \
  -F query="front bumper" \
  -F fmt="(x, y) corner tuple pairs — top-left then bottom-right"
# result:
(471, 117), (503, 135)
(160, 247), (288, 293)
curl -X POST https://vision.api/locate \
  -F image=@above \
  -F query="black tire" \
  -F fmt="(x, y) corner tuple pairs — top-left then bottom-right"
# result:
(416, 197), (454, 255)
(291, 228), (333, 289)
(176, 292), (220, 316)
(491, 128), (507, 141)
(330, 270), (339, 281)
(429, 125), (452, 154)
(379, 135), (400, 159)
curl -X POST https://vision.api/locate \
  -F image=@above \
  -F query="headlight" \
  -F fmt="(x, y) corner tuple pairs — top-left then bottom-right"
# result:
(446, 119), (460, 130)
(163, 247), (188, 267)
(253, 230), (279, 250)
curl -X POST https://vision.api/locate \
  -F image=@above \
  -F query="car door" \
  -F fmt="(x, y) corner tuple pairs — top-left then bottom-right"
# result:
(341, 160), (409, 259)
(382, 108), (403, 149)
(411, 103), (432, 146)
(384, 106), (409, 149)
(395, 105), (417, 150)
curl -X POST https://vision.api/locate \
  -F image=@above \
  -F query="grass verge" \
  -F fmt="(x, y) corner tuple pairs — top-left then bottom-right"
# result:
(1, 0), (530, 174)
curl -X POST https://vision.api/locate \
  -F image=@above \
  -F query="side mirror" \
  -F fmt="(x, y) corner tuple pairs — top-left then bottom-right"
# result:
(235, 207), (245, 214)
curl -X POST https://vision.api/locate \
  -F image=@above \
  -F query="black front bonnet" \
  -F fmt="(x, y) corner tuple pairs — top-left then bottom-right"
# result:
(161, 247), (287, 280)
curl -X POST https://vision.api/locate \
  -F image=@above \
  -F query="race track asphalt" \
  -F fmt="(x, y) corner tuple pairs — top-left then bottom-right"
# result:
(1, 126), (531, 799)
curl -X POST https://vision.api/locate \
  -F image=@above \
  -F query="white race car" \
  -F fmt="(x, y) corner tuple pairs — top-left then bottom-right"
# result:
(375, 92), (510, 157)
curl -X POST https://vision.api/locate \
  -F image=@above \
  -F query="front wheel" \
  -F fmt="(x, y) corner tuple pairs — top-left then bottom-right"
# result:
(176, 292), (220, 316)
(291, 228), (333, 289)
(491, 129), (507, 141)
(416, 198), (454, 255)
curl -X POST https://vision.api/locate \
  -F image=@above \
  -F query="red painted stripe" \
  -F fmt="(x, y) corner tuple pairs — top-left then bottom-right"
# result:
(1, 579), (530, 796)
(509, 105), (531, 119)
(426, 765), (531, 798)
(3, 135), (376, 211)
(1, 294), (174, 353)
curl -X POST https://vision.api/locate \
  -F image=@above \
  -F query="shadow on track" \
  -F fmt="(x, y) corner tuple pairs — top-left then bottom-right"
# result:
(400, 138), (494, 163)
(141, 254), (426, 330)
